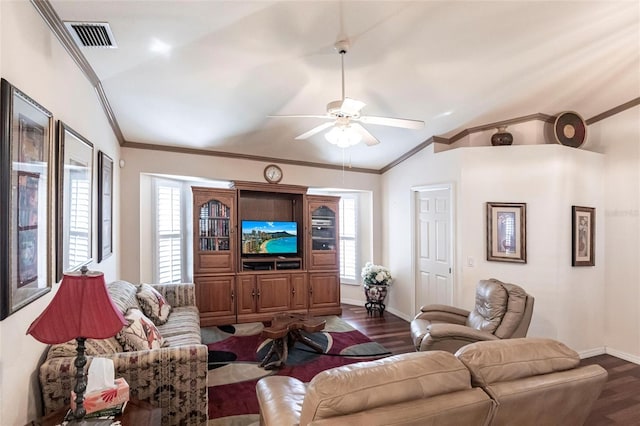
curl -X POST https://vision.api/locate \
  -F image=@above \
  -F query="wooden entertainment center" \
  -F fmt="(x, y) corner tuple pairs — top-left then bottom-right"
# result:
(192, 181), (341, 326)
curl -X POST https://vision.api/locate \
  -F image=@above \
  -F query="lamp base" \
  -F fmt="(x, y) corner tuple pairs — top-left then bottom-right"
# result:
(73, 337), (88, 421)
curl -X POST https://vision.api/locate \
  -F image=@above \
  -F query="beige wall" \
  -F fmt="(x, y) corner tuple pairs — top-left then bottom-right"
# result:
(0, 2), (121, 424)
(382, 124), (607, 354)
(589, 107), (640, 361)
(119, 147), (382, 290)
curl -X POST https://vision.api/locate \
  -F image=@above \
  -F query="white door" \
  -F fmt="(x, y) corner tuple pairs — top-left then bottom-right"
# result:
(415, 187), (453, 314)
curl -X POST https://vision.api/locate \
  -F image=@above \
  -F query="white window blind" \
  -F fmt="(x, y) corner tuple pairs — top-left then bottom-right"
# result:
(155, 181), (182, 283)
(339, 195), (358, 283)
(67, 172), (91, 268)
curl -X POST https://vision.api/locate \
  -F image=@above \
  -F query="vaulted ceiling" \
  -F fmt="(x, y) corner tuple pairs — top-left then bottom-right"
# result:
(45, 1), (639, 170)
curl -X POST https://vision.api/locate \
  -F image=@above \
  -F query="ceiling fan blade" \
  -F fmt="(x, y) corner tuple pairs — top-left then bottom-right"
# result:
(351, 123), (380, 146)
(268, 114), (329, 119)
(294, 122), (335, 140)
(340, 98), (366, 116)
(358, 115), (425, 129)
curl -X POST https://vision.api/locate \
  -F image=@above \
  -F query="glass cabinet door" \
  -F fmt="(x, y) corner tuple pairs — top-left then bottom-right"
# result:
(198, 199), (231, 252)
(311, 205), (336, 251)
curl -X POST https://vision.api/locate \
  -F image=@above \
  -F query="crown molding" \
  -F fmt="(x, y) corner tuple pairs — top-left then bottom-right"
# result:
(121, 141), (380, 174)
(30, 0), (125, 145)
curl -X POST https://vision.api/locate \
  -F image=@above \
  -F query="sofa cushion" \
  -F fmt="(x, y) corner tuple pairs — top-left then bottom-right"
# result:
(466, 279), (507, 333)
(299, 351), (471, 425)
(117, 308), (166, 351)
(46, 337), (122, 360)
(455, 337), (580, 387)
(107, 280), (141, 315)
(137, 283), (172, 325)
(156, 306), (202, 346)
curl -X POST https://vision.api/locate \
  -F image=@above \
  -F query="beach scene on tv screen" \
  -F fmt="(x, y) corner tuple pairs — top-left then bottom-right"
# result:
(242, 221), (297, 254)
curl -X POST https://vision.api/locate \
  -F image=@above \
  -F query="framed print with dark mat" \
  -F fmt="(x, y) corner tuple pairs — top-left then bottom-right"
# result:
(0, 78), (54, 320)
(97, 151), (113, 262)
(56, 121), (94, 280)
(572, 206), (595, 266)
(486, 202), (527, 263)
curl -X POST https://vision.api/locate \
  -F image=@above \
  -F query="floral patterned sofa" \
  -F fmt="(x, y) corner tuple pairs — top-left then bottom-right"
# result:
(38, 280), (208, 425)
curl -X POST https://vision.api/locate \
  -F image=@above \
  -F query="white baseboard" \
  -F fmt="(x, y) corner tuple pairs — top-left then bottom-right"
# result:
(578, 347), (605, 359)
(605, 347), (640, 365)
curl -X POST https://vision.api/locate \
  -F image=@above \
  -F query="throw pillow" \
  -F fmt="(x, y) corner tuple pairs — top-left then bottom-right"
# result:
(117, 308), (166, 351)
(136, 284), (172, 325)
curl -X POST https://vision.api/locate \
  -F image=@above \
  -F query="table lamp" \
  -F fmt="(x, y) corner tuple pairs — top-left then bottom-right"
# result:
(27, 266), (127, 421)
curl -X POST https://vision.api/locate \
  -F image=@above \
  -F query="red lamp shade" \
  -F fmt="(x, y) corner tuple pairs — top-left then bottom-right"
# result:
(27, 270), (127, 344)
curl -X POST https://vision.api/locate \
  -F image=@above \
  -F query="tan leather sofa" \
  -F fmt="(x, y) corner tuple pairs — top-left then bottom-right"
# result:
(256, 338), (607, 426)
(411, 278), (534, 353)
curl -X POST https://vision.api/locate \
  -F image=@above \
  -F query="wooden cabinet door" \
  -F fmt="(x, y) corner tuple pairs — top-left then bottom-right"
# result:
(290, 273), (308, 310)
(309, 272), (340, 309)
(256, 274), (291, 313)
(192, 187), (236, 274)
(237, 275), (257, 315)
(307, 196), (340, 270)
(195, 275), (236, 326)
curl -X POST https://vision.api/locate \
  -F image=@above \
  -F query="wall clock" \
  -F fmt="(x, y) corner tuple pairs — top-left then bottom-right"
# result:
(263, 164), (283, 184)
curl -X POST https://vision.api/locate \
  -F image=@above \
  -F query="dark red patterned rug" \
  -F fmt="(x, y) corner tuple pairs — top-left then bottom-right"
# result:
(202, 316), (390, 425)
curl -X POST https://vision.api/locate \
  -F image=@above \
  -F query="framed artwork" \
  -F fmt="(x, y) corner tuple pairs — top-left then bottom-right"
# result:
(0, 78), (54, 320)
(97, 151), (113, 262)
(56, 121), (94, 281)
(486, 202), (527, 263)
(572, 206), (595, 266)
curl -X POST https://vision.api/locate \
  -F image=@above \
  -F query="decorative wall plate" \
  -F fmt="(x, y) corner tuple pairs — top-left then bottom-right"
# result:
(552, 111), (587, 148)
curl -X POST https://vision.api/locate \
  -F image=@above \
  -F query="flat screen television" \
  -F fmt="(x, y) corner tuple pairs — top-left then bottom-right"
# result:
(241, 220), (298, 255)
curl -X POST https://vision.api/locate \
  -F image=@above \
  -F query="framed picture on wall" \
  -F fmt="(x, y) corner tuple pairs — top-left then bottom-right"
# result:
(97, 151), (113, 262)
(572, 206), (595, 266)
(56, 121), (94, 281)
(0, 78), (54, 320)
(486, 202), (527, 263)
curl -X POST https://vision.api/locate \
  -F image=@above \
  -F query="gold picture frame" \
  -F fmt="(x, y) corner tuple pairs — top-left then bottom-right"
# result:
(486, 202), (527, 263)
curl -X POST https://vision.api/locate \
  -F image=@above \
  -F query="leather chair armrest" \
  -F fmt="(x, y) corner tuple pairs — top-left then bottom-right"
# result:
(257, 376), (306, 426)
(414, 305), (470, 324)
(426, 323), (500, 342)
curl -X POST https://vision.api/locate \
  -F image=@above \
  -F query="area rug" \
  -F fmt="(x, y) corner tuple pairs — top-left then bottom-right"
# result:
(203, 315), (391, 426)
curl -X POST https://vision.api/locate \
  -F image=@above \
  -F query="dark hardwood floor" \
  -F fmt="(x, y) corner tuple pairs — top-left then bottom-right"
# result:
(339, 303), (640, 425)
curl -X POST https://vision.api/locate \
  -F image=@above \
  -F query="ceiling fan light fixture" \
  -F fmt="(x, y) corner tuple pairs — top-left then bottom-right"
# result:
(325, 125), (362, 148)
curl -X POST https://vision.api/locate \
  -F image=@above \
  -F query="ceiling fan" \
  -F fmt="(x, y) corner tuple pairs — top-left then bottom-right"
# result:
(269, 40), (425, 148)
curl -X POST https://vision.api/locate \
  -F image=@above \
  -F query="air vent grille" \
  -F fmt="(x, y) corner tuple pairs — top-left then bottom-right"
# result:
(64, 22), (117, 48)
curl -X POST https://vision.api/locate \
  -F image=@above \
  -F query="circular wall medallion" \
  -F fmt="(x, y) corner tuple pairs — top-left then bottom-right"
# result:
(263, 164), (283, 184)
(553, 111), (587, 148)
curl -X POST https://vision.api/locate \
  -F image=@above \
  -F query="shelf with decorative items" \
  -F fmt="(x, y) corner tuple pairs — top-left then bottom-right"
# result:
(361, 262), (392, 316)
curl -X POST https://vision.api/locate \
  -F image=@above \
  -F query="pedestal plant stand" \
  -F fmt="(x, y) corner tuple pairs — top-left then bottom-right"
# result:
(364, 284), (388, 316)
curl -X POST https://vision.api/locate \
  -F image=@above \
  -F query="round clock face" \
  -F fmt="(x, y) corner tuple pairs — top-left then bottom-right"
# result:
(264, 164), (283, 183)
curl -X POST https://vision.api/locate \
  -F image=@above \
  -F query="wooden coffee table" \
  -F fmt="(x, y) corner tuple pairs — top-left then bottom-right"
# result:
(259, 313), (326, 369)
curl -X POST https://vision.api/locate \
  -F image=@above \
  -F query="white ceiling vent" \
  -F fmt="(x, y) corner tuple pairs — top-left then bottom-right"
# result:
(64, 21), (117, 48)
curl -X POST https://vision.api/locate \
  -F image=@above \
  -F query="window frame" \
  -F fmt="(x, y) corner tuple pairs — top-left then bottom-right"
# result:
(152, 178), (187, 283)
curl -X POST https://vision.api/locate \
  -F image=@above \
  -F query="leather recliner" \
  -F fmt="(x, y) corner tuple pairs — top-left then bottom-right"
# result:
(411, 278), (534, 353)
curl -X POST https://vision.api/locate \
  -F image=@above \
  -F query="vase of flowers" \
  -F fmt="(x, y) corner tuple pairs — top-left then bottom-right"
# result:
(361, 262), (392, 315)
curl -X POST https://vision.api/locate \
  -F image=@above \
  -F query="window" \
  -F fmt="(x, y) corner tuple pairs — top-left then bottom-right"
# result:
(154, 179), (184, 283)
(339, 195), (358, 283)
(66, 166), (91, 269)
